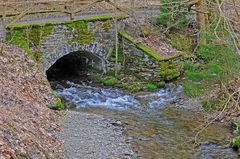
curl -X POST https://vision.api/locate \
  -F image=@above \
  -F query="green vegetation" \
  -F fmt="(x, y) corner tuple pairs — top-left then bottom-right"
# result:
(230, 122), (240, 150)
(118, 30), (162, 60)
(183, 82), (206, 97)
(183, 41), (239, 99)
(147, 83), (158, 90)
(6, 30), (33, 59)
(101, 77), (119, 86)
(231, 136), (240, 150)
(108, 48), (125, 63)
(50, 92), (64, 110)
(167, 32), (192, 53)
(102, 21), (111, 32)
(118, 30), (183, 61)
(159, 61), (181, 82)
(156, 0), (189, 29)
(66, 20), (93, 44)
(6, 25), (53, 61)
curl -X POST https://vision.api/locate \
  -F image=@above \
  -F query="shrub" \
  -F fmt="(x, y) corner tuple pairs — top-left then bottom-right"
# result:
(147, 83), (158, 90)
(156, 0), (189, 29)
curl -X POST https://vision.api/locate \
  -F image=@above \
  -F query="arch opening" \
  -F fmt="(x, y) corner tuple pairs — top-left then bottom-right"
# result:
(46, 50), (106, 84)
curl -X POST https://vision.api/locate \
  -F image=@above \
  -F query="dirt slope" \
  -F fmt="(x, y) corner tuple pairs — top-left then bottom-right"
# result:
(0, 43), (63, 158)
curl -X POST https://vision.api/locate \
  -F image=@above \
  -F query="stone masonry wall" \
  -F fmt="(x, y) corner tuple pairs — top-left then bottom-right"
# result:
(119, 36), (160, 81)
(38, 20), (116, 72)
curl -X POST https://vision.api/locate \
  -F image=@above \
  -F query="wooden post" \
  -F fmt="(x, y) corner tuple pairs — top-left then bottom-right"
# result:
(114, 0), (119, 77)
(70, 0), (75, 20)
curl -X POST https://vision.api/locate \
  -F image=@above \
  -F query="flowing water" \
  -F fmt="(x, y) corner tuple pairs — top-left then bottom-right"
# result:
(54, 81), (239, 159)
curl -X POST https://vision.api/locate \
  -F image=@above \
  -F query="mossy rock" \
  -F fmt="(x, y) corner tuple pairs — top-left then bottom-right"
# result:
(157, 81), (166, 88)
(102, 77), (119, 86)
(231, 136), (240, 150)
(159, 62), (181, 81)
(123, 83), (144, 93)
(102, 21), (110, 32)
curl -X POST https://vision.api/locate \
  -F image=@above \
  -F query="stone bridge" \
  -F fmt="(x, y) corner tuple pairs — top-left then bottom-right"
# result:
(6, 16), (119, 72)
(5, 12), (181, 78)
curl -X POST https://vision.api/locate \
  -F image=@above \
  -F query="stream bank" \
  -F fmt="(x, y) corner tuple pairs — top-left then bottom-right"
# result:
(60, 111), (136, 159)
(53, 79), (239, 159)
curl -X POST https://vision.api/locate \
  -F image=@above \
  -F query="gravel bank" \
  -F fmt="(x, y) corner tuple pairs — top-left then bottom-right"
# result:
(59, 111), (136, 159)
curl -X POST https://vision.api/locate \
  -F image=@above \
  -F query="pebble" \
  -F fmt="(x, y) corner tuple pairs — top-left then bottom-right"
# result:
(59, 111), (136, 159)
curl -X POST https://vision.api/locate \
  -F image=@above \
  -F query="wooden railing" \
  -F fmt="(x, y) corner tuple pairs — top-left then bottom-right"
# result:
(0, 0), (160, 35)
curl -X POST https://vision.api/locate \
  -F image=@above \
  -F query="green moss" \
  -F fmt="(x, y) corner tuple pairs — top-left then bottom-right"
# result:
(7, 15), (128, 30)
(27, 25), (54, 47)
(50, 92), (64, 110)
(102, 21), (110, 32)
(35, 52), (43, 61)
(66, 20), (93, 44)
(147, 83), (157, 90)
(135, 43), (163, 61)
(231, 136), (240, 150)
(6, 25), (53, 61)
(118, 30), (135, 42)
(118, 30), (183, 61)
(157, 81), (166, 88)
(122, 83), (144, 93)
(102, 77), (119, 86)
(6, 30), (34, 59)
(159, 62), (181, 81)
(7, 22), (54, 30)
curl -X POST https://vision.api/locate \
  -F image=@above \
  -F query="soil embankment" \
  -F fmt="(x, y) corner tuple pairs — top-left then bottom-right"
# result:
(0, 43), (63, 158)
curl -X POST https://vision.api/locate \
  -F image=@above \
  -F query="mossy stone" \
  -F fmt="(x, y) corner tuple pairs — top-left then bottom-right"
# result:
(102, 21), (110, 32)
(159, 62), (181, 81)
(102, 77), (119, 86)
(66, 20), (93, 45)
(157, 81), (166, 88)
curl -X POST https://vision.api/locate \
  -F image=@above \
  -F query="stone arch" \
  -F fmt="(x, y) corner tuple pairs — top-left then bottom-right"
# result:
(39, 42), (108, 73)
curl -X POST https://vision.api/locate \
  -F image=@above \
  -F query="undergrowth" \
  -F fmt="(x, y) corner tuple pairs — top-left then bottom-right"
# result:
(183, 33), (240, 111)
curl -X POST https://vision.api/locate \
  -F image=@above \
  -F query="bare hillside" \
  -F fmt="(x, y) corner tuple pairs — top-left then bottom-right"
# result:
(0, 43), (63, 158)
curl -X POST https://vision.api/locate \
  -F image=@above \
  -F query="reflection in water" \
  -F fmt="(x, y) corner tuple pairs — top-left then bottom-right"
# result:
(55, 81), (238, 159)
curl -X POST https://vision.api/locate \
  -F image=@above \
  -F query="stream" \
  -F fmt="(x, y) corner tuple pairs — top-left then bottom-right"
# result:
(54, 80), (239, 159)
